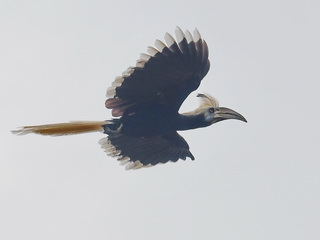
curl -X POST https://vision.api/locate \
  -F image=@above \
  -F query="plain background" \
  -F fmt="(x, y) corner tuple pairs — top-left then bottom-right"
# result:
(1, 0), (320, 239)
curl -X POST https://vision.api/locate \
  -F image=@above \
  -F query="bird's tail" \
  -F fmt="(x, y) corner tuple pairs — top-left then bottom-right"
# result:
(12, 121), (108, 136)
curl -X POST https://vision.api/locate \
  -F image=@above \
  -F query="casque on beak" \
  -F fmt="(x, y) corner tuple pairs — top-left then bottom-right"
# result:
(213, 107), (247, 123)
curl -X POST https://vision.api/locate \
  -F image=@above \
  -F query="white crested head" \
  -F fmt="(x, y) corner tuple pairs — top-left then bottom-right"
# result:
(196, 93), (219, 108)
(182, 93), (219, 116)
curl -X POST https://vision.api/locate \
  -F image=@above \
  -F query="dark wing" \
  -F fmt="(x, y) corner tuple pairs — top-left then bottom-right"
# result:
(105, 27), (210, 117)
(99, 132), (195, 169)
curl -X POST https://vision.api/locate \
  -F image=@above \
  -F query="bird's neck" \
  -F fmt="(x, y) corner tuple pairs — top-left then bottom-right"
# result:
(177, 113), (210, 131)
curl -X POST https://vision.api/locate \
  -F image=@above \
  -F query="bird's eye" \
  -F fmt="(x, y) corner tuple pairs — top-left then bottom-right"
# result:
(209, 108), (215, 113)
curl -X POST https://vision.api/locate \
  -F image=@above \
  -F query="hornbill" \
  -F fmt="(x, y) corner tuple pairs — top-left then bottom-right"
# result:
(12, 27), (247, 169)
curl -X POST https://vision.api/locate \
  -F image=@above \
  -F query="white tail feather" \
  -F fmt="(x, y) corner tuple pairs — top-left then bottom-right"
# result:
(12, 121), (108, 136)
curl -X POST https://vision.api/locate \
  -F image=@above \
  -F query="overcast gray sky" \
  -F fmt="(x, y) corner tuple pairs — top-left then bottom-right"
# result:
(1, 0), (320, 239)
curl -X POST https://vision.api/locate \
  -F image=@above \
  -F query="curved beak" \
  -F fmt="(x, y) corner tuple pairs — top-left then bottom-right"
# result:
(213, 107), (247, 123)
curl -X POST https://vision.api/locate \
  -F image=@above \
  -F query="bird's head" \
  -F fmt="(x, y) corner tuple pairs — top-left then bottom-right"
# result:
(188, 93), (247, 125)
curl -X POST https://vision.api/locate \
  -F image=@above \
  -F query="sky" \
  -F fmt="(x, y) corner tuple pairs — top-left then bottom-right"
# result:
(1, 0), (320, 239)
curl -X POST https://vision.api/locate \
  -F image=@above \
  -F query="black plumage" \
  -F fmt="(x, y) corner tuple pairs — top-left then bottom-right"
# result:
(13, 27), (246, 170)
(101, 27), (246, 169)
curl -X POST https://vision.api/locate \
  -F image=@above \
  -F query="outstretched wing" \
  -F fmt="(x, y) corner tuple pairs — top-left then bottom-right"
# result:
(106, 27), (210, 117)
(99, 132), (195, 169)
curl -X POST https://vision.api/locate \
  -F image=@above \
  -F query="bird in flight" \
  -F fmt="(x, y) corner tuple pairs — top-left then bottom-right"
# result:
(13, 27), (247, 169)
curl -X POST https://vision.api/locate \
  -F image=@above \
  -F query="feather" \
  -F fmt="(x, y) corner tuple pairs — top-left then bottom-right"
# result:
(12, 121), (108, 136)
(182, 93), (219, 116)
(197, 93), (219, 108)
